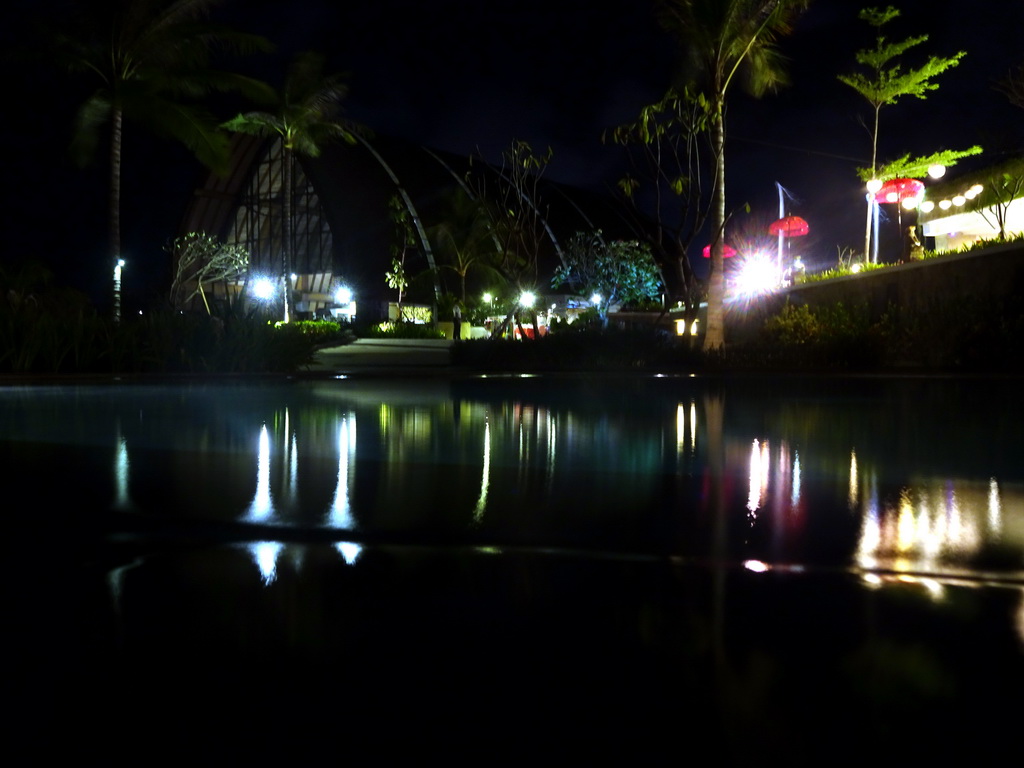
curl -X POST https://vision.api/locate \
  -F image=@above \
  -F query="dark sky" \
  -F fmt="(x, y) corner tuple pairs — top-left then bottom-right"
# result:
(4, 0), (1022, 306)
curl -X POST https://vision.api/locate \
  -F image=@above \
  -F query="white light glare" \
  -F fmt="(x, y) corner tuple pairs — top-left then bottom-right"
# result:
(732, 251), (780, 297)
(335, 285), (353, 304)
(252, 277), (276, 300)
(590, 293), (602, 305)
(519, 291), (536, 307)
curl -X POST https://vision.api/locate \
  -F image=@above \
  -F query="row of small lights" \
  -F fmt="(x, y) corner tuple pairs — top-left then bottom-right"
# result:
(867, 164), (984, 212)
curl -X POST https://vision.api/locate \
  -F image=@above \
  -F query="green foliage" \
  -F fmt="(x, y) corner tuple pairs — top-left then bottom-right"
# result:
(366, 322), (446, 340)
(552, 231), (662, 318)
(167, 231), (249, 312)
(757, 300), (886, 369)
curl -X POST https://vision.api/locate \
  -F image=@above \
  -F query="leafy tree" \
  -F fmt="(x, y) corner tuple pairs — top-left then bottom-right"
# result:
(971, 163), (1024, 242)
(604, 88), (713, 332)
(654, 0), (812, 352)
(223, 51), (363, 322)
(167, 231), (249, 313)
(552, 231), (663, 325)
(838, 5), (974, 263)
(49, 0), (273, 321)
(427, 187), (504, 308)
(466, 140), (553, 340)
(386, 195), (416, 322)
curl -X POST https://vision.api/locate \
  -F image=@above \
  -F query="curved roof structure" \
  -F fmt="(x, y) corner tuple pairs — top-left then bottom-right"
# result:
(177, 131), (648, 320)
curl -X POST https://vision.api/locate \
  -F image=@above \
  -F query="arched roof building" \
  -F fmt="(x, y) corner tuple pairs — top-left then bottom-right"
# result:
(177, 131), (650, 322)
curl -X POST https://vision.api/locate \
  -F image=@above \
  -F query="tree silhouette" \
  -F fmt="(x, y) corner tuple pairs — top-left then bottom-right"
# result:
(223, 51), (363, 322)
(51, 0), (272, 320)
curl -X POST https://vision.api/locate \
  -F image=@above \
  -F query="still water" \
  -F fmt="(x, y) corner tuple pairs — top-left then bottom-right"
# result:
(5, 374), (1023, 761)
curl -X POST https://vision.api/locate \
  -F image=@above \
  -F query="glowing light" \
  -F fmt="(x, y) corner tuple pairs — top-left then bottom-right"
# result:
(744, 560), (770, 573)
(901, 196), (920, 210)
(245, 424), (273, 522)
(590, 293), (602, 305)
(851, 263), (862, 273)
(919, 200), (935, 213)
(483, 292), (493, 304)
(885, 192), (899, 203)
(336, 541), (362, 565)
(970, 184), (984, 195)
(252, 277), (276, 300)
(251, 541), (284, 585)
(732, 250), (780, 297)
(866, 178), (883, 193)
(335, 285), (353, 304)
(519, 291), (536, 307)
(928, 164), (946, 179)
(953, 195), (966, 206)
(939, 199), (953, 210)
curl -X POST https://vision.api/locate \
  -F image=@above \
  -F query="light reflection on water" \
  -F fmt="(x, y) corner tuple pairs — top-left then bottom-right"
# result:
(3, 377), (1023, 582)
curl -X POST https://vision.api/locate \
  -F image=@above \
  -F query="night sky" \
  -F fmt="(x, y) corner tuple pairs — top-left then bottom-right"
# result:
(3, 0), (1022, 308)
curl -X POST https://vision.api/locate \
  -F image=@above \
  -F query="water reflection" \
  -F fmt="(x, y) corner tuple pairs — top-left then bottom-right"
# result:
(2, 377), (1022, 581)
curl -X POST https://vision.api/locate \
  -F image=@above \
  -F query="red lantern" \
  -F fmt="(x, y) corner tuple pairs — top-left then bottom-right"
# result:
(702, 243), (737, 258)
(874, 178), (924, 204)
(768, 215), (809, 237)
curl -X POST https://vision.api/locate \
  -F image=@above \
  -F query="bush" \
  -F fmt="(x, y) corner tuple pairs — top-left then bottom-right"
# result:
(365, 322), (447, 339)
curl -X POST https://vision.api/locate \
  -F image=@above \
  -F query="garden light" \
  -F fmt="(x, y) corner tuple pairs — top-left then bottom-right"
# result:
(252, 277), (276, 300)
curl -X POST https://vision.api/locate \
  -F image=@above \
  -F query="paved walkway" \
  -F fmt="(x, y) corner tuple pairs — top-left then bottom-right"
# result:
(305, 338), (455, 374)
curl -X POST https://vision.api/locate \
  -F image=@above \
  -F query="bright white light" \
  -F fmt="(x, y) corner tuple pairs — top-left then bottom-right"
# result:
(732, 251), (780, 296)
(953, 195), (966, 206)
(519, 291), (536, 307)
(939, 199), (953, 210)
(483, 292), (493, 304)
(335, 285), (353, 304)
(851, 263), (862, 273)
(901, 196), (920, 210)
(743, 560), (770, 573)
(970, 184), (984, 195)
(590, 293), (602, 305)
(252, 277), (276, 300)
(885, 191), (899, 203)
(928, 164), (946, 179)
(920, 200), (935, 213)
(866, 179), (883, 193)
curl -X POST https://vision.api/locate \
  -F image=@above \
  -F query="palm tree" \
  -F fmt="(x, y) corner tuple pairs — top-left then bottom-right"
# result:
(428, 187), (504, 307)
(654, 0), (811, 351)
(222, 51), (362, 322)
(51, 0), (273, 321)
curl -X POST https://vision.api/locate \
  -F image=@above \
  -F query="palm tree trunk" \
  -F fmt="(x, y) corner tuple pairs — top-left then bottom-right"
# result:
(282, 147), (294, 323)
(703, 100), (727, 352)
(110, 108), (123, 322)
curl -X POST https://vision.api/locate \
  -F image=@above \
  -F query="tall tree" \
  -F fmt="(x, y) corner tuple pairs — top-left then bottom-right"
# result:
(654, 0), (812, 352)
(605, 88), (714, 335)
(838, 5), (968, 264)
(466, 140), (554, 340)
(223, 51), (362, 322)
(428, 187), (504, 307)
(51, 0), (273, 320)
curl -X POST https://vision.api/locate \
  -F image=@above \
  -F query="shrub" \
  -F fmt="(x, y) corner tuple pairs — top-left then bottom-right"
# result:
(366, 321), (447, 339)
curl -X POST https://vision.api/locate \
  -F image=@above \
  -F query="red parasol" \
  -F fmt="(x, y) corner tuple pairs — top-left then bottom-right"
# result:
(874, 178), (924, 204)
(702, 243), (737, 258)
(769, 215), (809, 237)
